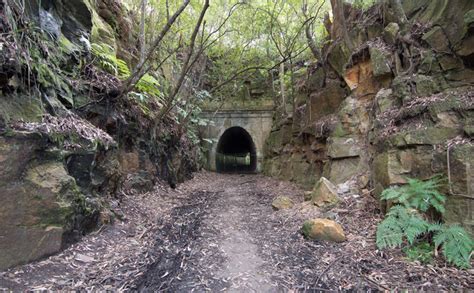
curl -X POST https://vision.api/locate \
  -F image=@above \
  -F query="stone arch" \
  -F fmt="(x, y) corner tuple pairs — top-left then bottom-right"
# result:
(215, 126), (257, 173)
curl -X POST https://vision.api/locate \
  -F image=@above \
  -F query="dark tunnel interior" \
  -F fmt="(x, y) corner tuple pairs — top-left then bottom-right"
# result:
(216, 127), (257, 173)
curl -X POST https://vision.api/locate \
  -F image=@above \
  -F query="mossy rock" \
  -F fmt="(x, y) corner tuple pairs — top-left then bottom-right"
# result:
(0, 94), (44, 123)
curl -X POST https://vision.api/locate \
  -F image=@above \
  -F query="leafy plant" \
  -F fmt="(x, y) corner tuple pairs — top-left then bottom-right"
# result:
(376, 205), (430, 249)
(91, 43), (131, 79)
(381, 176), (446, 213)
(376, 177), (473, 269)
(403, 242), (434, 264)
(136, 74), (164, 101)
(430, 224), (474, 269)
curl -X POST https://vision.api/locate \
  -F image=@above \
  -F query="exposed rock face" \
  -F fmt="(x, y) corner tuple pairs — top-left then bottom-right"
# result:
(271, 196), (295, 210)
(0, 0), (199, 270)
(263, 0), (474, 235)
(302, 219), (346, 242)
(0, 133), (99, 270)
(310, 177), (339, 207)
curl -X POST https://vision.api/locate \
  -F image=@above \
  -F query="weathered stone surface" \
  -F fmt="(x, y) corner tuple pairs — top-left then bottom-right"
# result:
(344, 60), (391, 99)
(372, 146), (436, 197)
(302, 218), (346, 242)
(390, 127), (460, 147)
(375, 88), (395, 113)
(272, 196), (295, 210)
(422, 26), (450, 52)
(419, 50), (442, 74)
(310, 177), (339, 207)
(328, 157), (361, 185)
(327, 42), (351, 77)
(0, 133), (97, 270)
(338, 96), (372, 135)
(383, 22), (399, 45)
(439, 55), (464, 71)
(119, 150), (140, 173)
(448, 144), (474, 196)
(308, 80), (347, 123)
(327, 137), (361, 159)
(289, 154), (320, 189)
(414, 74), (442, 97)
(416, 0), (474, 47)
(444, 196), (474, 236)
(445, 69), (474, 84)
(369, 47), (392, 77)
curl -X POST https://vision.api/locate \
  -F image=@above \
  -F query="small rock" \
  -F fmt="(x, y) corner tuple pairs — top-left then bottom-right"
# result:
(304, 191), (312, 201)
(337, 182), (350, 194)
(383, 22), (399, 45)
(302, 218), (346, 242)
(370, 47), (392, 77)
(272, 196), (294, 210)
(310, 177), (339, 207)
(75, 253), (95, 263)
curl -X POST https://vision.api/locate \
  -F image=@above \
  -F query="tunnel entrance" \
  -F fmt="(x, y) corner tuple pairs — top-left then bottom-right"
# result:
(216, 127), (257, 173)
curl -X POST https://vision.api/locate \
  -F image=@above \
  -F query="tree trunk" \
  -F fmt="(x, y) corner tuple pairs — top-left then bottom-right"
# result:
(388, 0), (408, 32)
(330, 0), (354, 51)
(305, 20), (321, 60)
(139, 0), (147, 64)
(279, 62), (286, 115)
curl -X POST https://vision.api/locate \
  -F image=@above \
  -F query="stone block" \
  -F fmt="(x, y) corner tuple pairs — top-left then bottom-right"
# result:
(310, 177), (339, 207)
(422, 26), (450, 52)
(370, 47), (392, 77)
(328, 157), (361, 185)
(327, 137), (361, 159)
(308, 80), (347, 122)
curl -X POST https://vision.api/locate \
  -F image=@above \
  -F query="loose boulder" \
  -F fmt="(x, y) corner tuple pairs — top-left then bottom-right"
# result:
(302, 218), (346, 242)
(272, 196), (294, 210)
(310, 177), (339, 207)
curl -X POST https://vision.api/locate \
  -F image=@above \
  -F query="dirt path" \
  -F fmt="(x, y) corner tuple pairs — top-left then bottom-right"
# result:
(1, 172), (472, 291)
(135, 175), (296, 291)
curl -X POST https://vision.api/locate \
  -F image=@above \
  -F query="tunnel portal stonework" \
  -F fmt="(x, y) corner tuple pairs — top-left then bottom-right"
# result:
(199, 110), (273, 172)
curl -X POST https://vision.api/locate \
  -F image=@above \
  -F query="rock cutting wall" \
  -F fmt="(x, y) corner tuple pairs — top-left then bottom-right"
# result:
(263, 0), (474, 235)
(0, 0), (198, 269)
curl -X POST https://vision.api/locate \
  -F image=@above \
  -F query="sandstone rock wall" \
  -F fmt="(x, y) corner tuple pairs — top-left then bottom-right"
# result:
(263, 0), (474, 234)
(0, 0), (198, 269)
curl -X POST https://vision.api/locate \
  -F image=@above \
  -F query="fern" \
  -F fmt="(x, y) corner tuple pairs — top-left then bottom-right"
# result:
(376, 205), (430, 249)
(91, 43), (130, 79)
(381, 176), (446, 213)
(377, 177), (474, 269)
(432, 224), (474, 269)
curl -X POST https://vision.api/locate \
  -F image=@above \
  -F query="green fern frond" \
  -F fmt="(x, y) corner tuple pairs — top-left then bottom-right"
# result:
(376, 216), (404, 249)
(377, 206), (429, 248)
(91, 43), (131, 80)
(381, 177), (446, 213)
(433, 225), (474, 269)
(404, 215), (430, 245)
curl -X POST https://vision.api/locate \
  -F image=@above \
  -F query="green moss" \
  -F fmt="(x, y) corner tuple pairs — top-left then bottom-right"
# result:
(0, 94), (44, 123)
(301, 220), (313, 238)
(331, 123), (347, 138)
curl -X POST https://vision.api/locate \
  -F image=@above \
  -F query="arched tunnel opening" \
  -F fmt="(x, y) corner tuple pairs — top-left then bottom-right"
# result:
(216, 127), (257, 173)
